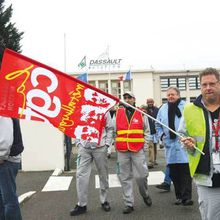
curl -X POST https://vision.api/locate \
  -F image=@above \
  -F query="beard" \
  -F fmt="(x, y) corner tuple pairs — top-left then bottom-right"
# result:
(206, 97), (217, 104)
(204, 93), (219, 104)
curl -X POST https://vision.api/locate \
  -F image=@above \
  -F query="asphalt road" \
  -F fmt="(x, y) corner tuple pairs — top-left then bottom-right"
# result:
(17, 149), (201, 220)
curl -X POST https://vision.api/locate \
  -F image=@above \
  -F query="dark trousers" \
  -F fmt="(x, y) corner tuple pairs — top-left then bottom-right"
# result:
(169, 163), (192, 201)
(0, 161), (22, 220)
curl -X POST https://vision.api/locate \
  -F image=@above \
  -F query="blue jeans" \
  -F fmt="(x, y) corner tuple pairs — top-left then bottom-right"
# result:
(164, 165), (171, 185)
(0, 161), (22, 220)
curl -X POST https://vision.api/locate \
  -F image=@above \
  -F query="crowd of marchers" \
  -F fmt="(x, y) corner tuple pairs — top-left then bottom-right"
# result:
(1, 67), (220, 220)
(70, 67), (220, 220)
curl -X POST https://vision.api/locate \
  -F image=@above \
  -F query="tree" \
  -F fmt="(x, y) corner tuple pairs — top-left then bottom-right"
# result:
(0, 0), (24, 62)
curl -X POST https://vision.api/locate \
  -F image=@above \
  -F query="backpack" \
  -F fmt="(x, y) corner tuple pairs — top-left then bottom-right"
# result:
(9, 118), (24, 156)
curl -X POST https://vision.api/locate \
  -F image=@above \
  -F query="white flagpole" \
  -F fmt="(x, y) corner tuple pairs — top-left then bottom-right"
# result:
(107, 45), (111, 94)
(129, 66), (133, 92)
(119, 100), (205, 155)
(64, 33), (67, 72)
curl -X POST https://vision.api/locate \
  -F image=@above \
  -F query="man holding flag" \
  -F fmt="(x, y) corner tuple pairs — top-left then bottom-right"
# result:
(179, 68), (220, 219)
(70, 112), (113, 216)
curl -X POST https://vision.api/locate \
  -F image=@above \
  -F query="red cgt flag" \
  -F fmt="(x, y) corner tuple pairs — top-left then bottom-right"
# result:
(0, 49), (119, 143)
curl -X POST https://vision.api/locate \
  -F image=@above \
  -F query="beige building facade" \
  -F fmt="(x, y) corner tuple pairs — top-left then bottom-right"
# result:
(73, 68), (203, 107)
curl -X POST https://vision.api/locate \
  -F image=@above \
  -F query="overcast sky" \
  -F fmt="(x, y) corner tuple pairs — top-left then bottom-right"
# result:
(5, 0), (220, 73)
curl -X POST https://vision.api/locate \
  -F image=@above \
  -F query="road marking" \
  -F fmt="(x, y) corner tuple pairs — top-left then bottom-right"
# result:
(52, 168), (63, 176)
(42, 176), (73, 192)
(19, 191), (36, 204)
(148, 171), (165, 185)
(95, 173), (121, 188)
(95, 171), (165, 188)
(41, 171), (165, 191)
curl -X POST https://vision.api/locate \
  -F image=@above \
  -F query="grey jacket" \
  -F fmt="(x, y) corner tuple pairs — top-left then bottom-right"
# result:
(0, 116), (21, 163)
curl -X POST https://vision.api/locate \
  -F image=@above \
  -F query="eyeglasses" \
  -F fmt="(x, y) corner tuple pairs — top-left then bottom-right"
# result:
(201, 81), (219, 88)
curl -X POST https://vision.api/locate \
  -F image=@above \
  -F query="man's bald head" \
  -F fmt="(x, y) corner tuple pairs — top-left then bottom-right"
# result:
(146, 98), (154, 107)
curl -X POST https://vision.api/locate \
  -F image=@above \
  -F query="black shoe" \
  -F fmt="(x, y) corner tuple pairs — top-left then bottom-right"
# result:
(101, 201), (111, 212)
(70, 205), (87, 216)
(174, 199), (182, 205)
(123, 206), (134, 214)
(143, 196), (152, 206)
(159, 145), (164, 149)
(155, 182), (170, 191)
(182, 199), (193, 206)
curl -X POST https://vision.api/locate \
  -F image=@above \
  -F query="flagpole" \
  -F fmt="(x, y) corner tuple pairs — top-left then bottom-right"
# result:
(122, 69), (126, 96)
(108, 62), (111, 94)
(120, 79), (124, 97)
(64, 33), (67, 72)
(129, 66), (133, 92)
(107, 45), (111, 94)
(63, 33), (72, 171)
(119, 100), (205, 155)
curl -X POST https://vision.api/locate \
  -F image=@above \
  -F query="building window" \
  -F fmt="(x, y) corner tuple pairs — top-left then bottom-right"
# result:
(188, 76), (200, 90)
(160, 77), (186, 91)
(169, 78), (177, 87)
(123, 81), (131, 92)
(98, 81), (108, 93)
(111, 81), (121, 98)
(161, 78), (169, 91)
(178, 78), (186, 90)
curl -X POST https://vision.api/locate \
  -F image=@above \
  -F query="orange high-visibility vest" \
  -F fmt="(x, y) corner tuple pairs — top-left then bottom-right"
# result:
(115, 108), (145, 152)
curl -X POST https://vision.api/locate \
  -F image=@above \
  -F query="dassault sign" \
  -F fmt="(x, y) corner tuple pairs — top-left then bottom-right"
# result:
(89, 58), (122, 69)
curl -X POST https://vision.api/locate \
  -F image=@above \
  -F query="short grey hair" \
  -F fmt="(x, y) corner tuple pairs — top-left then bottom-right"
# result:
(166, 86), (180, 96)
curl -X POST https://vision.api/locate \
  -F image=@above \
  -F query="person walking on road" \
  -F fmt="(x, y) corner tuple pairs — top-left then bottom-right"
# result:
(156, 86), (193, 206)
(113, 91), (152, 214)
(0, 117), (23, 220)
(179, 68), (220, 220)
(70, 112), (113, 216)
(145, 98), (159, 168)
